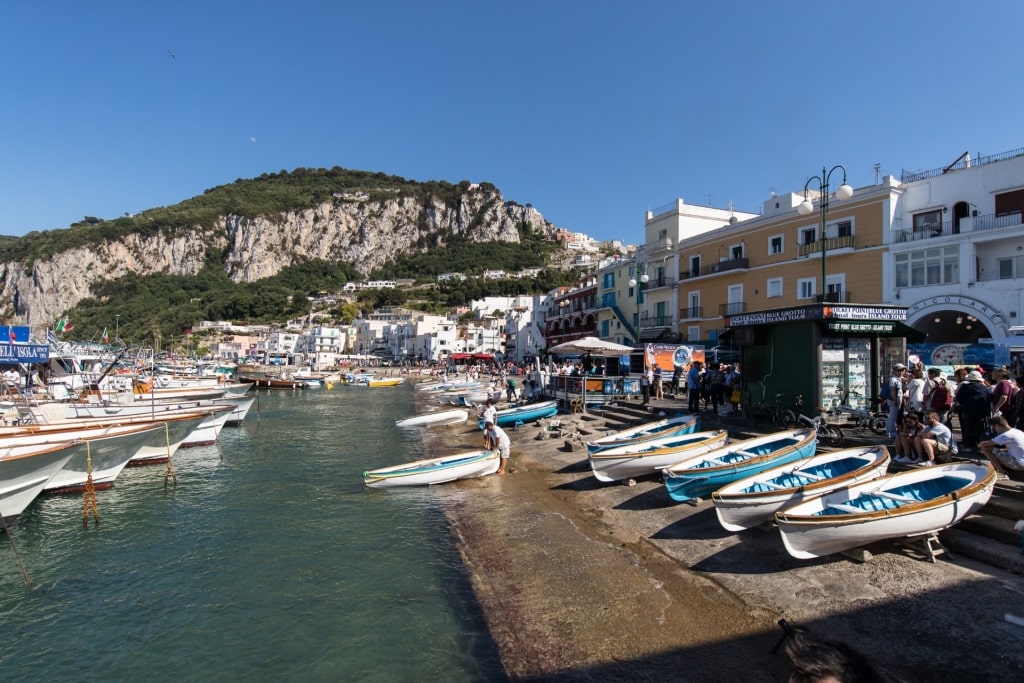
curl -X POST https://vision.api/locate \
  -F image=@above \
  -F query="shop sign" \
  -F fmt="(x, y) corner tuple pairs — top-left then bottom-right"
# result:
(0, 343), (49, 364)
(822, 306), (907, 321)
(827, 322), (895, 334)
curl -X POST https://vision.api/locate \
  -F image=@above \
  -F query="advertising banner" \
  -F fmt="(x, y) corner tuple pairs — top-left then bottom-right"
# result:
(641, 344), (705, 372)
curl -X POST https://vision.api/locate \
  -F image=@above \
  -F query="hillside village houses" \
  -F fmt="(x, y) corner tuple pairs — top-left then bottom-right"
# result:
(188, 144), (1024, 377)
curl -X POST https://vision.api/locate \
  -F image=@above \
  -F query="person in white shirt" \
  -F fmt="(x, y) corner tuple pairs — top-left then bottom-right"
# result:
(479, 399), (497, 426)
(979, 415), (1024, 477)
(483, 420), (511, 475)
(913, 410), (957, 466)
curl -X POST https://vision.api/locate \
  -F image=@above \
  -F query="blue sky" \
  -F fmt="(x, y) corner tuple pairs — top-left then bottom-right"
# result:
(2, 1), (1021, 244)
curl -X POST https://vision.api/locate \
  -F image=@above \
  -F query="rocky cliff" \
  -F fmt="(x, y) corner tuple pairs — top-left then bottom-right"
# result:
(2, 185), (552, 329)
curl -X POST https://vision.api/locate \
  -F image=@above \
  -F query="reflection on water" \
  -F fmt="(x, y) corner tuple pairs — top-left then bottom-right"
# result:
(0, 386), (503, 682)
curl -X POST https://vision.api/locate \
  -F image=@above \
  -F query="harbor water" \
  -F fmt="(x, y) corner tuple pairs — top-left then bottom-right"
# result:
(0, 386), (504, 681)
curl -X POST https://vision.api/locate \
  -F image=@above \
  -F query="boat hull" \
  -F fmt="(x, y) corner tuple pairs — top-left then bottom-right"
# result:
(395, 409), (469, 428)
(37, 424), (167, 494)
(589, 429), (728, 482)
(775, 462), (996, 559)
(0, 442), (79, 521)
(663, 429), (817, 502)
(712, 446), (891, 532)
(363, 449), (500, 487)
(477, 400), (558, 428)
(587, 414), (699, 454)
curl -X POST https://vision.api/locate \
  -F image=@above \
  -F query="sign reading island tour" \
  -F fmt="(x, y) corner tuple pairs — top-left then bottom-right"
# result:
(726, 304), (908, 328)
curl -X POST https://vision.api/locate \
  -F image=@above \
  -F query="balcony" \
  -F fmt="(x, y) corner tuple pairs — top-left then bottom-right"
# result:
(815, 291), (852, 303)
(797, 234), (856, 257)
(646, 274), (675, 289)
(680, 306), (703, 320)
(701, 257), (749, 276)
(719, 302), (747, 316)
(893, 211), (1023, 243)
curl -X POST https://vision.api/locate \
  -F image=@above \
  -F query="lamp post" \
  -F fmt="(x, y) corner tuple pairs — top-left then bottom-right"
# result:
(628, 266), (650, 345)
(798, 165), (853, 302)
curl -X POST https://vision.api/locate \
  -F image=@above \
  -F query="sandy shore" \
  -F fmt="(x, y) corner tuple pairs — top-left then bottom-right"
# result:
(416, 393), (1024, 681)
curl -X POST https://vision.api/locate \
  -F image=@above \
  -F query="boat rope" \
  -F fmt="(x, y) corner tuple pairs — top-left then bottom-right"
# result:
(0, 509), (33, 587)
(163, 422), (177, 489)
(82, 441), (100, 527)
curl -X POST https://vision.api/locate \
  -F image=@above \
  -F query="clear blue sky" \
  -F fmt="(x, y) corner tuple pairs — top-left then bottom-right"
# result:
(2, 1), (1021, 244)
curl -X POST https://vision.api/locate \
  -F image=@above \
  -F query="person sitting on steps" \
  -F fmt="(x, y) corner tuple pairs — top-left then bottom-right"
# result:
(978, 415), (1024, 480)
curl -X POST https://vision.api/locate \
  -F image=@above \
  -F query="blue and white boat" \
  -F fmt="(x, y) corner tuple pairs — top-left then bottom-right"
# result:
(775, 461), (995, 559)
(363, 449), (500, 487)
(712, 446), (891, 532)
(662, 429), (817, 503)
(586, 413), (699, 454)
(477, 400), (558, 429)
(588, 429), (728, 483)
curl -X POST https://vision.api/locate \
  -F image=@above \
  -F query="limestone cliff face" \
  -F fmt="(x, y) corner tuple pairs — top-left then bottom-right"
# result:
(2, 186), (551, 328)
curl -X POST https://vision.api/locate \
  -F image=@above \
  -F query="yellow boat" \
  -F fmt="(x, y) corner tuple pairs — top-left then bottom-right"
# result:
(365, 377), (405, 388)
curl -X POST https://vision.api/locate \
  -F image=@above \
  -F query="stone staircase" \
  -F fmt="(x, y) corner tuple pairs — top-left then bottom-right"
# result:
(573, 399), (1024, 575)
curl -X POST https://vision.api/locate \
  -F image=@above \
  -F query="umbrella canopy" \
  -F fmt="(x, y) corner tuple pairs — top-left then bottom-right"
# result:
(548, 336), (635, 356)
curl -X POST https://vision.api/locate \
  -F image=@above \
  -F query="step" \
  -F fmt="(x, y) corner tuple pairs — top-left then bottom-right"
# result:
(956, 512), (1022, 547)
(940, 527), (1024, 576)
(983, 491), (1024, 521)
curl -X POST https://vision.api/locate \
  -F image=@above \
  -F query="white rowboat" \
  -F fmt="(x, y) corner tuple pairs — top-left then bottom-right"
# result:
(363, 449), (500, 487)
(775, 462), (995, 559)
(712, 446), (891, 532)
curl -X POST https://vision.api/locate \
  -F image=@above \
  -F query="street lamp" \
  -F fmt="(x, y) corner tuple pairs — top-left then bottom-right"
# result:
(798, 165), (853, 302)
(628, 267), (650, 344)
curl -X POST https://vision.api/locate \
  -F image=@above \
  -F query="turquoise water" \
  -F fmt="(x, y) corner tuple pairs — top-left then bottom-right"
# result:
(0, 387), (504, 681)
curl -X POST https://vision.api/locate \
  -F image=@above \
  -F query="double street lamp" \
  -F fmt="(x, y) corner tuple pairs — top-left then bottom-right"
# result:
(798, 165), (853, 302)
(628, 266), (649, 345)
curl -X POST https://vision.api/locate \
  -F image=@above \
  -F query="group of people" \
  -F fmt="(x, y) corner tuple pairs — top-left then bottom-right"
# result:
(637, 360), (740, 415)
(886, 362), (1024, 478)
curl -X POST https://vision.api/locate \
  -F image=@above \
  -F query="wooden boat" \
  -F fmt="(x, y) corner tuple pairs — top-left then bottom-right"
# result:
(476, 400), (558, 428)
(363, 449), (500, 487)
(395, 409), (469, 428)
(365, 377), (405, 388)
(712, 446), (891, 532)
(238, 375), (309, 389)
(0, 440), (80, 521)
(775, 462), (996, 559)
(586, 414), (699, 454)
(589, 429), (728, 483)
(662, 429), (817, 503)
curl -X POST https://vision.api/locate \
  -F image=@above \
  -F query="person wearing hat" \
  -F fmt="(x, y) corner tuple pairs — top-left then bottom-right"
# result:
(483, 419), (512, 475)
(886, 364), (907, 439)
(955, 370), (990, 450)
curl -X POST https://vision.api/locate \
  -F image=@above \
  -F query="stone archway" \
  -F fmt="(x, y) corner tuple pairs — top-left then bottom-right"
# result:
(905, 295), (1006, 345)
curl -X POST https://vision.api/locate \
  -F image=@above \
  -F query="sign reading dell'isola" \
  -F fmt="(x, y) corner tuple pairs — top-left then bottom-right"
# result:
(0, 326), (50, 364)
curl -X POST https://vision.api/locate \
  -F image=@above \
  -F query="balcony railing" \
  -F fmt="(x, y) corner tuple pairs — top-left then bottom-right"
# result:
(680, 306), (703, 320)
(719, 302), (747, 316)
(647, 274), (675, 289)
(815, 291), (852, 303)
(893, 211), (1023, 243)
(640, 312), (672, 328)
(701, 257), (748, 276)
(797, 234), (856, 257)
(679, 270), (692, 280)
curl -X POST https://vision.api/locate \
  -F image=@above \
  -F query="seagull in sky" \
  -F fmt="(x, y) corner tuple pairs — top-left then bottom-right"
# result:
(168, 50), (175, 60)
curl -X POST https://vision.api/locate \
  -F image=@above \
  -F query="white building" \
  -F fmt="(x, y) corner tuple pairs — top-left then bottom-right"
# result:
(295, 326), (346, 369)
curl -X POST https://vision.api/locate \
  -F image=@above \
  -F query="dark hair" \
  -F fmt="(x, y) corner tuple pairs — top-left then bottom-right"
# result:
(785, 632), (882, 683)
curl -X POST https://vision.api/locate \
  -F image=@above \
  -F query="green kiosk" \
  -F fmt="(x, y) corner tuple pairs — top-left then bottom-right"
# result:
(725, 303), (923, 418)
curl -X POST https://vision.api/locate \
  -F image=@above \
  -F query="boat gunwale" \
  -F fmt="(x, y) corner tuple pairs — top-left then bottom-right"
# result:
(774, 464), (996, 526)
(711, 447), (891, 503)
(664, 430), (816, 478)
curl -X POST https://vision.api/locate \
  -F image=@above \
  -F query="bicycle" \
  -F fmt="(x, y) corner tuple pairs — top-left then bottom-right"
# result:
(827, 386), (887, 435)
(793, 394), (845, 447)
(747, 391), (796, 428)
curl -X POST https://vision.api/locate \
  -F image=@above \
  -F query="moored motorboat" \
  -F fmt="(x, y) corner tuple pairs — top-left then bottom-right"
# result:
(364, 377), (405, 387)
(662, 429), (818, 503)
(238, 375), (309, 389)
(395, 409), (469, 428)
(712, 445), (891, 532)
(363, 449), (500, 487)
(589, 429), (728, 483)
(476, 400), (558, 428)
(0, 440), (80, 522)
(774, 461), (996, 559)
(586, 413), (699, 454)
